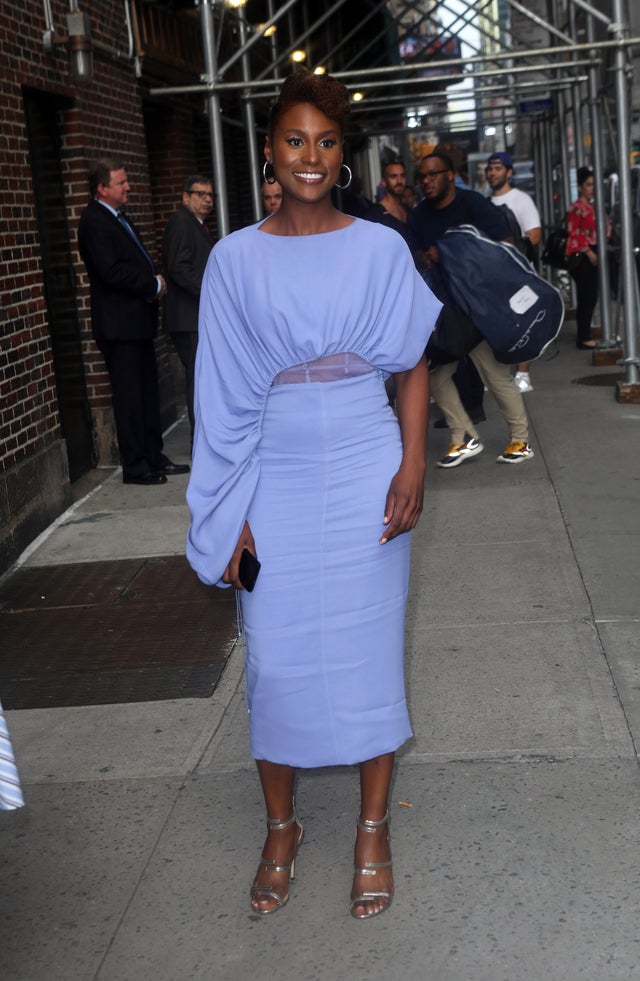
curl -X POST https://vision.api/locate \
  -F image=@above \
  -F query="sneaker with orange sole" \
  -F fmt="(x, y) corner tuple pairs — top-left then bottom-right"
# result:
(496, 441), (534, 464)
(437, 437), (484, 469)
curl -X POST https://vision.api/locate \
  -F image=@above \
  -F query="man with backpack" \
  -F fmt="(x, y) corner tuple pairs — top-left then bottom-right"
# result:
(486, 151), (542, 393)
(409, 151), (535, 469)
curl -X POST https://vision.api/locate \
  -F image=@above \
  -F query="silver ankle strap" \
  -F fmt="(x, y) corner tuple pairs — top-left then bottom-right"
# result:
(357, 809), (390, 832)
(267, 810), (297, 832)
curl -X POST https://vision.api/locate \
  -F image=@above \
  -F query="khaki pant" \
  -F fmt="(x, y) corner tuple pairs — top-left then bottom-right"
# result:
(430, 341), (529, 446)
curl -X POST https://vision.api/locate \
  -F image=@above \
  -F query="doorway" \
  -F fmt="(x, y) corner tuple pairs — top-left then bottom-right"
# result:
(23, 88), (94, 482)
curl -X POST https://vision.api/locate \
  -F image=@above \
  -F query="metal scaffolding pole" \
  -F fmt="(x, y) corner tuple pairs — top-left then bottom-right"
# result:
(236, 3), (262, 223)
(201, 0), (229, 237)
(267, 0), (279, 79)
(556, 89), (573, 215)
(533, 119), (544, 220)
(216, 0), (300, 80)
(569, 0), (585, 167)
(543, 116), (555, 232)
(611, 0), (640, 387)
(149, 37), (640, 99)
(586, 13), (613, 346)
(503, 0), (573, 45)
(537, 117), (550, 229)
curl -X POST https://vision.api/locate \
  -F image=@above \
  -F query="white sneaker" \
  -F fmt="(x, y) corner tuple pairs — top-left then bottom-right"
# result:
(514, 372), (533, 393)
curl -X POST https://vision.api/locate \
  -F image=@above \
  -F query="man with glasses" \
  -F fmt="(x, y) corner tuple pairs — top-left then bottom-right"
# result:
(162, 175), (215, 443)
(78, 158), (190, 485)
(408, 152), (534, 468)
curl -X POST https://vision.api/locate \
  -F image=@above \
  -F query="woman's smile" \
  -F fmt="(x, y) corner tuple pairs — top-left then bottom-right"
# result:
(293, 170), (324, 182)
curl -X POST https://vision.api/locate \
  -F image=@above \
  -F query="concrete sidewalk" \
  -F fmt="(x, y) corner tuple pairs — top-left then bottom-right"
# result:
(1, 327), (640, 981)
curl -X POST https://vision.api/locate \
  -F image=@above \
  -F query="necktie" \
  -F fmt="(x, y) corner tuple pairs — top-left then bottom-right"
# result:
(0, 702), (25, 811)
(117, 212), (155, 269)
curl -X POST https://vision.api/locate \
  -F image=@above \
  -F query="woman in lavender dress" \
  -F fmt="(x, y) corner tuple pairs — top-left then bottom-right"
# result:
(187, 72), (440, 919)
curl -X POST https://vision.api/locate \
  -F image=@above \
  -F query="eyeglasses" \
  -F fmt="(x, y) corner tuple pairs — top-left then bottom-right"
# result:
(189, 190), (214, 198)
(419, 169), (450, 182)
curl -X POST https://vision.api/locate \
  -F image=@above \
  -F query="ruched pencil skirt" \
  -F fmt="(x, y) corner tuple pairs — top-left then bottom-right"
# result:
(240, 369), (413, 768)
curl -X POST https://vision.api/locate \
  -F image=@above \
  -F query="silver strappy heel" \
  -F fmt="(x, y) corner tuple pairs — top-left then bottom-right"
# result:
(350, 809), (394, 920)
(250, 810), (304, 915)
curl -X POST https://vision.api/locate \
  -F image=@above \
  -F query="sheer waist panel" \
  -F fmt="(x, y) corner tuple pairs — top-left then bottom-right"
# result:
(272, 353), (376, 386)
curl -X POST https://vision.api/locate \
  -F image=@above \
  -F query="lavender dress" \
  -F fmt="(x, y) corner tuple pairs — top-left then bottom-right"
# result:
(187, 218), (440, 767)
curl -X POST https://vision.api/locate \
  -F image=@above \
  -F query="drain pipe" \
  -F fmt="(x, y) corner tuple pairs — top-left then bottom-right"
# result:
(90, 0), (137, 74)
(44, 0), (137, 74)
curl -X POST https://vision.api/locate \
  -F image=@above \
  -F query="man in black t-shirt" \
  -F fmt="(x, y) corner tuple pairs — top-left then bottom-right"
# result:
(409, 155), (509, 255)
(409, 153), (534, 468)
(365, 160), (411, 243)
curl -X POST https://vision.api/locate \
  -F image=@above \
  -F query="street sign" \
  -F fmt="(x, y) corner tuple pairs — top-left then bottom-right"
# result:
(518, 98), (552, 115)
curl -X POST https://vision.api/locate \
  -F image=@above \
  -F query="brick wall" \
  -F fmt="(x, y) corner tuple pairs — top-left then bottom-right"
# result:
(0, 0), (214, 572)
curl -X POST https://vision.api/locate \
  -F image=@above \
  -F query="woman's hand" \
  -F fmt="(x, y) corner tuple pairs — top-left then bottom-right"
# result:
(221, 520), (256, 589)
(586, 248), (598, 267)
(380, 357), (430, 544)
(380, 460), (426, 544)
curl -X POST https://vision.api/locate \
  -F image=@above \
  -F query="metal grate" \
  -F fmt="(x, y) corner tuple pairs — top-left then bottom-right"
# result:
(0, 556), (237, 709)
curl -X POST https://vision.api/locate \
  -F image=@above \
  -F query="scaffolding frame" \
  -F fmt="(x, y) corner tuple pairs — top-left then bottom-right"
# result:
(149, 0), (639, 388)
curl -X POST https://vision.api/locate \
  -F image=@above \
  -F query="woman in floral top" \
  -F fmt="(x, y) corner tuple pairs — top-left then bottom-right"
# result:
(566, 167), (608, 349)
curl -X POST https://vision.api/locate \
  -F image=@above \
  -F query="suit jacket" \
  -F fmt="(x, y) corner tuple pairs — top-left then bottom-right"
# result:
(78, 198), (160, 342)
(162, 205), (213, 334)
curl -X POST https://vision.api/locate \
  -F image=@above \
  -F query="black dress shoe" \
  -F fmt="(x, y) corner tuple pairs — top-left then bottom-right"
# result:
(153, 461), (190, 476)
(123, 472), (168, 485)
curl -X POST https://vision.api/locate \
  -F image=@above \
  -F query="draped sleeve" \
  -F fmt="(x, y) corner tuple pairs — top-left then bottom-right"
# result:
(186, 218), (441, 586)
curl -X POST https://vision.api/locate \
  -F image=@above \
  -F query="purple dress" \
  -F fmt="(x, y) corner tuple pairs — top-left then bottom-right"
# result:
(187, 218), (440, 767)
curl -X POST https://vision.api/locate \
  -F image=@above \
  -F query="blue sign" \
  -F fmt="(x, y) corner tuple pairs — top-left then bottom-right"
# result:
(519, 98), (552, 115)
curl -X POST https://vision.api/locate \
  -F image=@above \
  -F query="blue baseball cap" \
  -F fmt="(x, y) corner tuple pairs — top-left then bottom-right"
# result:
(487, 151), (513, 169)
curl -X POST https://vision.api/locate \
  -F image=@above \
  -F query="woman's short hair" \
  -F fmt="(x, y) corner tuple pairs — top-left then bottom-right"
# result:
(269, 70), (351, 137)
(577, 166), (593, 185)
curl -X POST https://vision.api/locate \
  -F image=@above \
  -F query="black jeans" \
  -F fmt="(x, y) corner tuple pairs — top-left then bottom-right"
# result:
(570, 252), (599, 343)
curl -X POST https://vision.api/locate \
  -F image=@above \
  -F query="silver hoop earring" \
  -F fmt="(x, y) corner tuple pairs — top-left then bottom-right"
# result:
(334, 164), (352, 190)
(263, 160), (276, 185)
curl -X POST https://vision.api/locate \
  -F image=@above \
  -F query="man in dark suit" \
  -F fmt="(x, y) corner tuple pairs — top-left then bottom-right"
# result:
(78, 157), (189, 485)
(162, 175), (214, 441)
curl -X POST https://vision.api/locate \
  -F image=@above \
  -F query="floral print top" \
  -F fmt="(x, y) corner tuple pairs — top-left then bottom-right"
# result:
(566, 199), (596, 257)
